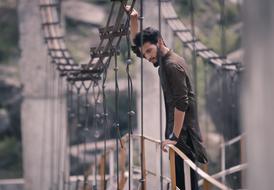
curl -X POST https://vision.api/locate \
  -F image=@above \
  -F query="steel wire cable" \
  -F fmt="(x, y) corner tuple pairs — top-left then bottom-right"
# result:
(125, 14), (135, 189)
(63, 81), (71, 190)
(92, 81), (101, 190)
(73, 81), (83, 190)
(56, 76), (63, 190)
(81, 80), (92, 190)
(50, 62), (57, 190)
(114, 50), (120, 190)
(139, 0), (146, 189)
(189, 0), (198, 96)
(157, 0), (164, 189)
(68, 81), (75, 190)
(102, 65), (108, 190)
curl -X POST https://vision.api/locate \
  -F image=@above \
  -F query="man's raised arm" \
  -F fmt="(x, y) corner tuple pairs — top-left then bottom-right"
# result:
(125, 6), (139, 44)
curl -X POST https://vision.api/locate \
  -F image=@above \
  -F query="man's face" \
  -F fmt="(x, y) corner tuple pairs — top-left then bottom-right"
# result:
(140, 42), (158, 66)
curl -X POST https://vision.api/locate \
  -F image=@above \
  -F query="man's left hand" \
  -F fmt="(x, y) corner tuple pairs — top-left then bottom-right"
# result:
(161, 139), (177, 152)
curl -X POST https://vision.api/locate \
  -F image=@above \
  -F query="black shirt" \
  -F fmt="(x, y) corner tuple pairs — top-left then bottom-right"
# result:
(158, 50), (202, 142)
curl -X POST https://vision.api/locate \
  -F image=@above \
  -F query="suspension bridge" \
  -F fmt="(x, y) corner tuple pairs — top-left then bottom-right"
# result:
(7, 0), (274, 190)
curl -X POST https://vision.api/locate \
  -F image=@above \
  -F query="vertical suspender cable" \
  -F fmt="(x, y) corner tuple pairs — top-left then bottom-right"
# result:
(50, 63), (56, 190)
(219, 0), (227, 185)
(218, 67), (226, 185)
(63, 81), (71, 190)
(125, 18), (134, 190)
(101, 58), (112, 189)
(56, 76), (63, 190)
(102, 65), (108, 190)
(82, 80), (92, 190)
(74, 82), (83, 190)
(68, 81), (75, 190)
(139, 0), (145, 189)
(189, 0), (198, 104)
(93, 81), (101, 189)
(157, 1), (163, 190)
(203, 59), (210, 190)
(114, 50), (121, 190)
(126, 20), (131, 190)
(123, 2), (137, 189)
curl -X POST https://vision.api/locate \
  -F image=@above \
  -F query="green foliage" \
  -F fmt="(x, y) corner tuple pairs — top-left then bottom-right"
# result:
(0, 7), (19, 64)
(175, 0), (204, 16)
(199, 25), (239, 55)
(105, 90), (137, 137)
(225, 4), (240, 26)
(85, 0), (109, 5)
(0, 137), (22, 178)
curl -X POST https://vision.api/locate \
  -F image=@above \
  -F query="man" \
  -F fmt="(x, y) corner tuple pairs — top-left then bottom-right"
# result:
(126, 6), (207, 190)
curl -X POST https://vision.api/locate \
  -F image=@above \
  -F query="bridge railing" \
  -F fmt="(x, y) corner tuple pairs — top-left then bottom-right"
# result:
(122, 134), (232, 190)
(58, 130), (245, 190)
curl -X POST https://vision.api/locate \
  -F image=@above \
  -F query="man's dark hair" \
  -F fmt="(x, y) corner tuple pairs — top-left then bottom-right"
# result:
(133, 27), (161, 48)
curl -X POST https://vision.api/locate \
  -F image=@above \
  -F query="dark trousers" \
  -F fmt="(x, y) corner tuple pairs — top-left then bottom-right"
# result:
(175, 154), (199, 190)
(175, 141), (199, 190)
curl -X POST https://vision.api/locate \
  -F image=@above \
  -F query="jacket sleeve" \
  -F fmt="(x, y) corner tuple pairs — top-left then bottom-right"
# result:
(166, 64), (189, 112)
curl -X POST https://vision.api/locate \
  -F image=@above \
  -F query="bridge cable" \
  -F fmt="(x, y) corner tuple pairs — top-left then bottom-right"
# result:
(73, 81), (83, 190)
(68, 80), (75, 190)
(113, 49), (122, 190)
(102, 59), (109, 190)
(189, 0), (198, 107)
(157, 0), (164, 189)
(50, 62), (57, 190)
(139, 0), (145, 189)
(125, 11), (135, 189)
(92, 80), (101, 190)
(56, 75), (63, 190)
(219, 0), (228, 185)
(82, 80), (93, 190)
(63, 81), (72, 190)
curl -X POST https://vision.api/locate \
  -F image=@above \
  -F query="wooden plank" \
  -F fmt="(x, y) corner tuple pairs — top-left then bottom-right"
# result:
(168, 145), (230, 190)
(119, 140), (127, 190)
(202, 164), (211, 190)
(141, 136), (147, 190)
(169, 149), (177, 190)
(99, 155), (105, 190)
(184, 162), (191, 190)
